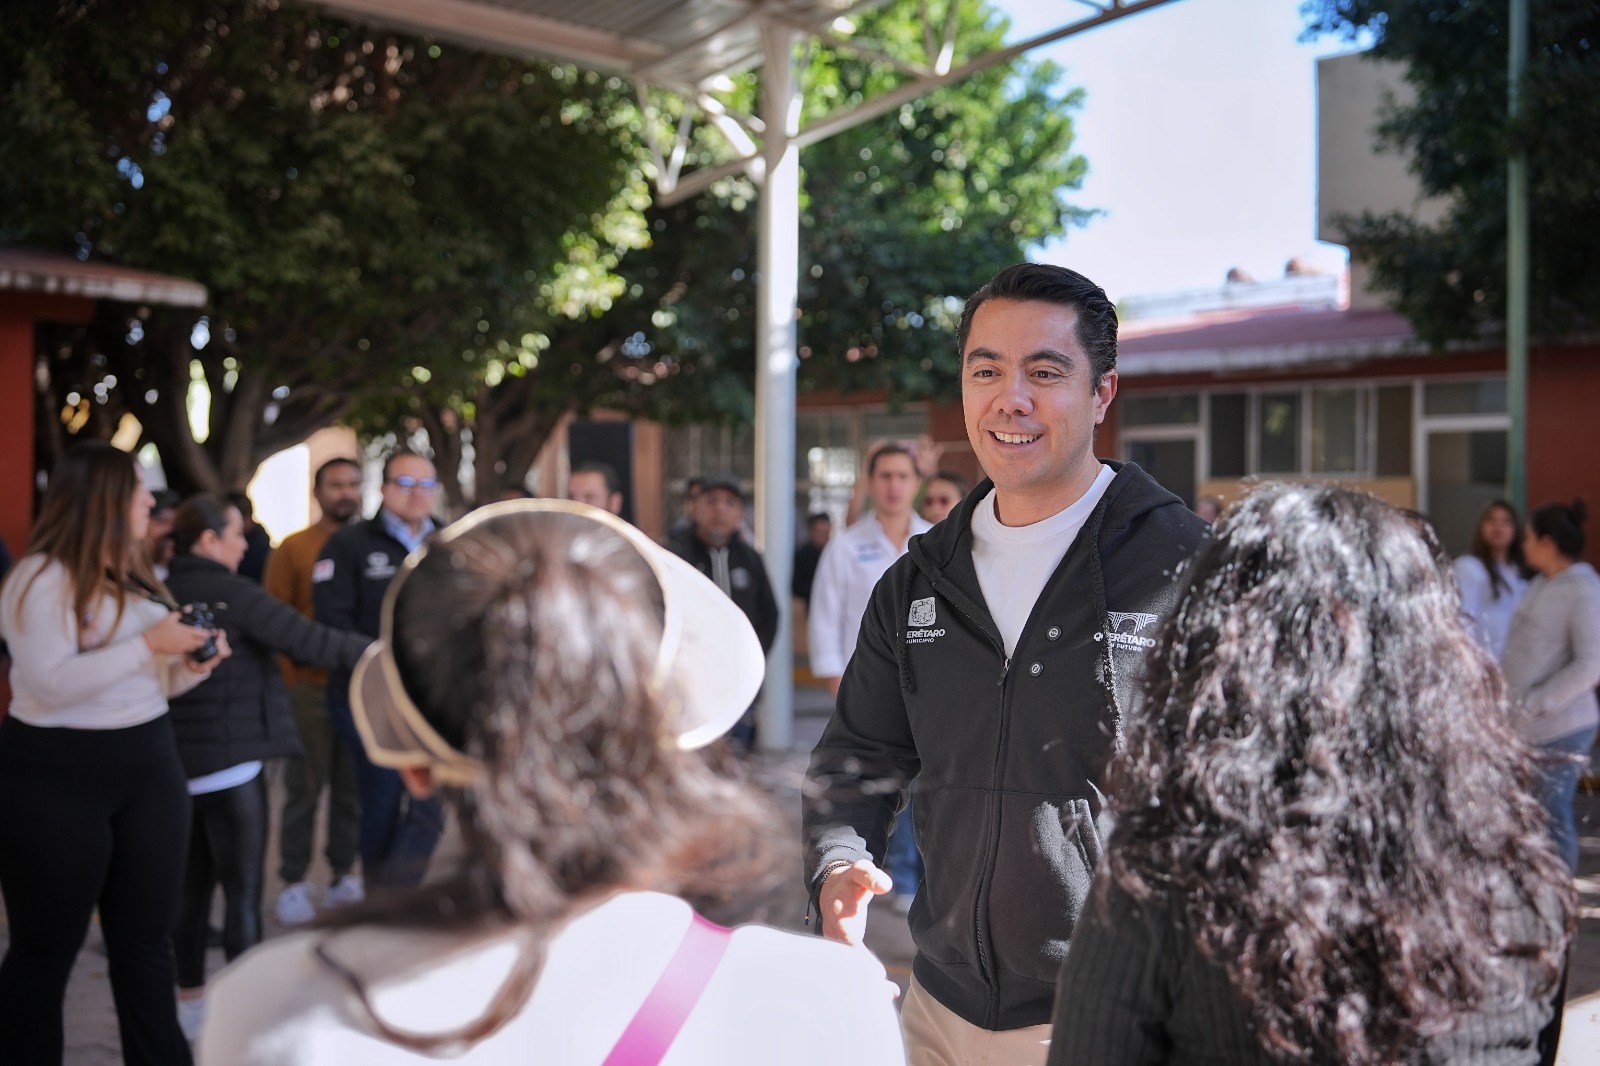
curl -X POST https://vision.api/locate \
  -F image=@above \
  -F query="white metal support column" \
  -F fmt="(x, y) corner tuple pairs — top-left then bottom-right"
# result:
(754, 20), (801, 752)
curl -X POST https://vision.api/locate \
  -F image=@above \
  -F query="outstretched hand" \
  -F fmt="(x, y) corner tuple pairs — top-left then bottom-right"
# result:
(819, 859), (893, 947)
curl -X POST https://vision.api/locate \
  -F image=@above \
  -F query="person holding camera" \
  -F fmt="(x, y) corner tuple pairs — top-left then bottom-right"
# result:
(0, 442), (229, 1065)
(164, 495), (372, 1040)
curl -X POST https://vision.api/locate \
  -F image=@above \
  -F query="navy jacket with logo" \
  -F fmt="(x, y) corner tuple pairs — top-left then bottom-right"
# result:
(803, 460), (1209, 1032)
(311, 512), (415, 697)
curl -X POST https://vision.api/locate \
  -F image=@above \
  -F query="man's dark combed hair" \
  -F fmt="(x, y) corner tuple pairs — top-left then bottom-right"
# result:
(571, 460), (622, 496)
(314, 457), (361, 489)
(956, 263), (1118, 387)
(1105, 483), (1573, 1064)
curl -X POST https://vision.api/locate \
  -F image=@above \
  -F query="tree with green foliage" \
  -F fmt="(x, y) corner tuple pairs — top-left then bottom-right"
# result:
(4, 0), (1089, 507)
(1, 0), (639, 496)
(1305, 0), (1600, 348)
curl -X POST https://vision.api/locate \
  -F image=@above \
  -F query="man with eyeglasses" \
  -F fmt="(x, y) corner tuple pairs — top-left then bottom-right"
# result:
(313, 450), (445, 888)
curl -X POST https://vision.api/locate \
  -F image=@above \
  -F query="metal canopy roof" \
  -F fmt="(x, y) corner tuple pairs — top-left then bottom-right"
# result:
(0, 249), (208, 308)
(314, 0), (871, 91)
(312, 0), (1180, 202)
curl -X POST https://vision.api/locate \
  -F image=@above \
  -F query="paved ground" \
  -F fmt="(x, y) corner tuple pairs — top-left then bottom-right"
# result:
(6, 684), (1598, 1063)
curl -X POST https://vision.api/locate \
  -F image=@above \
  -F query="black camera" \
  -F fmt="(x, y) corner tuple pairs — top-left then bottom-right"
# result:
(179, 603), (220, 664)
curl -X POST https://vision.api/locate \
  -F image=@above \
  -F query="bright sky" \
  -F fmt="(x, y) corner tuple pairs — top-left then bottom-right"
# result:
(997, 0), (1361, 303)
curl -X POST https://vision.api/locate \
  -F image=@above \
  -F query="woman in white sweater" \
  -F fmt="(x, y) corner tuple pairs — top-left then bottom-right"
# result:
(200, 501), (904, 1065)
(1501, 498), (1600, 871)
(0, 442), (230, 1065)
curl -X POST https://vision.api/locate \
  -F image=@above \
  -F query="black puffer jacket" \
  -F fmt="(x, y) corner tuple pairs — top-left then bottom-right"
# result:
(803, 461), (1210, 1032)
(166, 555), (372, 778)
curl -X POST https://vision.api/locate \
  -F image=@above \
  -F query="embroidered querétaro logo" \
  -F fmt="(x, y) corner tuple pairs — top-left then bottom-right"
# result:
(1098, 611), (1160, 653)
(905, 596), (945, 644)
(907, 597), (936, 627)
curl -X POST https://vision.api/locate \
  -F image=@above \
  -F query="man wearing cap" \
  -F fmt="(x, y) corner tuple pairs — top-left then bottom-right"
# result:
(313, 449), (446, 888)
(667, 477), (778, 750)
(802, 264), (1208, 1065)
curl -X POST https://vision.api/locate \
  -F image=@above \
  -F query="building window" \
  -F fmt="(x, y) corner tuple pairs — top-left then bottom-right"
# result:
(1120, 393), (1200, 426)
(1374, 385), (1413, 476)
(1256, 391), (1302, 474)
(1310, 387), (1362, 474)
(1119, 377), (1505, 547)
(1208, 393), (1248, 478)
(1424, 378), (1506, 417)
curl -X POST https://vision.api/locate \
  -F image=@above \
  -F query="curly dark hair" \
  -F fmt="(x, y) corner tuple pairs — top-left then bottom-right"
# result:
(317, 510), (782, 1051)
(1105, 483), (1573, 1064)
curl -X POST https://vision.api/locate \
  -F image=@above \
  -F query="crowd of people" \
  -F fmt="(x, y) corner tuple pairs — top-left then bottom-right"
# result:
(0, 262), (1593, 1066)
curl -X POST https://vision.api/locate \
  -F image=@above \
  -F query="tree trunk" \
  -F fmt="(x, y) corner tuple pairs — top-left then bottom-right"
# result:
(135, 317), (220, 495)
(416, 402), (466, 516)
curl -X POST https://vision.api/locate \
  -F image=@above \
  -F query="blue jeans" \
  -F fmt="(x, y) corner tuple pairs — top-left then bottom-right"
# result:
(1533, 724), (1598, 872)
(886, 800), (923, 898)
(328, 686), (444, 888)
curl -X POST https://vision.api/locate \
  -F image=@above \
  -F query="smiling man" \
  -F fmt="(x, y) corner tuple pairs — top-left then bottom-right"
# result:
(802, 264), (1208, 1066)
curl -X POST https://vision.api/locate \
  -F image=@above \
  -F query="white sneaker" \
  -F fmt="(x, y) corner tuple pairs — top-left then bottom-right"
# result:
(275, 881), (316, 925)
(326, 874), (364, 906)
(177, 995), (206, 1042)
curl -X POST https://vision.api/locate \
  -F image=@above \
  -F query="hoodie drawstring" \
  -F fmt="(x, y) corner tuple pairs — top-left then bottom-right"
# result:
(1086, 502), (1120, 742)
(896, 564), (918, 696)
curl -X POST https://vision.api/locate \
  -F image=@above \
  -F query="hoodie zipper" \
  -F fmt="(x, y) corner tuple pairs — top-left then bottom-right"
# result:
(932, 576), (1010, 1027)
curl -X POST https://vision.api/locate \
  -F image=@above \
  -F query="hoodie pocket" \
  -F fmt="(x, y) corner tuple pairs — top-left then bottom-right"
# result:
(909, 785), (990, 968)
(987, 793), (1102, 981)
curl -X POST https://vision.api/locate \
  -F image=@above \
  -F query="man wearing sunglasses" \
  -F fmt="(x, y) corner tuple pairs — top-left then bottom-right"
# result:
(313, 450), (445, 890)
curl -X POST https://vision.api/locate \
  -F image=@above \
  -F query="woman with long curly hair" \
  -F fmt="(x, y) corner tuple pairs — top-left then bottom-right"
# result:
(0, 442), (230, 1065)
(1048, 483), (1573, 1065)
(199, 500), (903, 1064)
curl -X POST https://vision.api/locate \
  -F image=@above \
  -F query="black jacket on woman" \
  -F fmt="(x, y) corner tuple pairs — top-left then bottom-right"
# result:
(166, 554), (371, 778)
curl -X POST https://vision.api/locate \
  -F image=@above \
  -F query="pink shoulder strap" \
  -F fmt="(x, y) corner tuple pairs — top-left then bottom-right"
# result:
(600, 913), (733, 1066)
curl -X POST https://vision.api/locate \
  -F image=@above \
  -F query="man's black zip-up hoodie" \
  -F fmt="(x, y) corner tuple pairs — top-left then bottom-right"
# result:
(803, 460), (1209, 1032)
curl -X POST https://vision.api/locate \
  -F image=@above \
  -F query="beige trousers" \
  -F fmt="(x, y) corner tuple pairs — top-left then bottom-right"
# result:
(901, 975), (1053, 1066)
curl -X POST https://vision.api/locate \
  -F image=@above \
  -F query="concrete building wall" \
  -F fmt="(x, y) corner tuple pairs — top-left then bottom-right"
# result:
(1317, 52), (1448, 310)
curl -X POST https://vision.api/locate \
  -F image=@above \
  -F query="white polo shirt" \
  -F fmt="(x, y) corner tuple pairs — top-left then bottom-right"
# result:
(808, 512), (932, 679)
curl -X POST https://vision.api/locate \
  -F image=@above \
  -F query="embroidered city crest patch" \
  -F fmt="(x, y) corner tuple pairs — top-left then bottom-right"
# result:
(907, 597), (936, 627)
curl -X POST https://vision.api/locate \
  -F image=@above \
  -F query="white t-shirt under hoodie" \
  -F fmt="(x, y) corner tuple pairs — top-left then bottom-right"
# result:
(0, 555), (206, 729)
(970, 465), (1116, 658)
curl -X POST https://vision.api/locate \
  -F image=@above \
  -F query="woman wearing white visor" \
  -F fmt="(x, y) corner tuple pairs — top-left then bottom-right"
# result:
(199, 501), (904, 1064)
